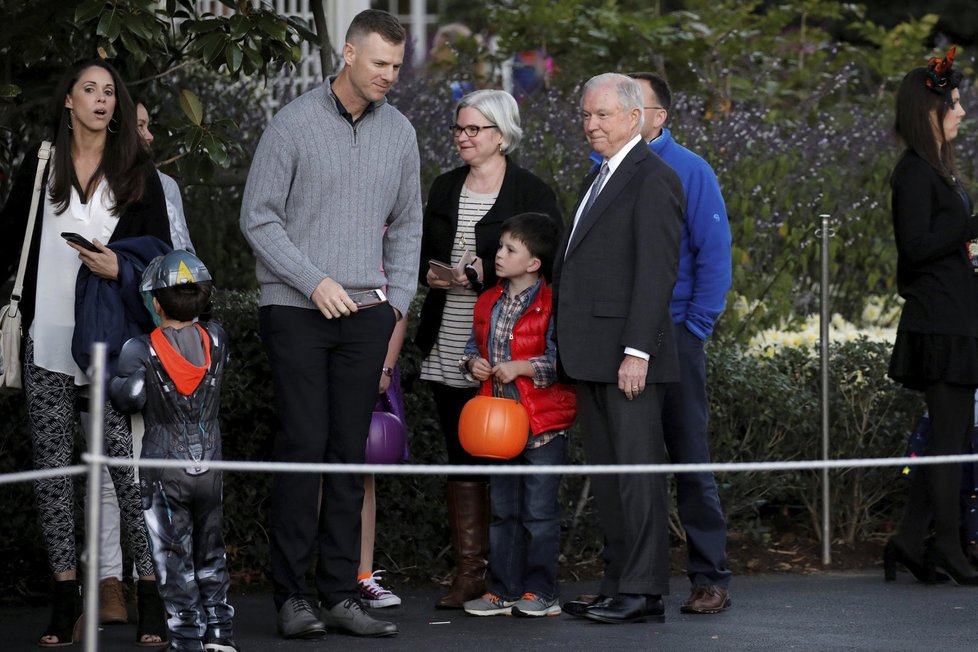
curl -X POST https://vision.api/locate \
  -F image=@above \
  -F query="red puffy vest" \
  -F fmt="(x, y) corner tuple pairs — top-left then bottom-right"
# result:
(472, 280), (577, 436)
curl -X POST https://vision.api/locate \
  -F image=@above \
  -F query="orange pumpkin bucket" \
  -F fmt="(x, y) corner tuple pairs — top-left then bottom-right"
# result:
(458, 395), (530, 460)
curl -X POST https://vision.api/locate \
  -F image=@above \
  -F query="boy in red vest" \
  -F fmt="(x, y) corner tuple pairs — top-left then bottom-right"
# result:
(459, 212), (576, 618)
(109, 250), (238, 652)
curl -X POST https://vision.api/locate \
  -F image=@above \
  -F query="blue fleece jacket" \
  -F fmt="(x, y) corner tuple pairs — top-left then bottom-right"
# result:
(72, 236), (173, 377)
(589, 127), (732, 339)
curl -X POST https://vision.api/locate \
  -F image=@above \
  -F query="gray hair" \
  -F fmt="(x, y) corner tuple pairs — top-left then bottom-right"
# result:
(580, 73), (645, 131)
(455, 89), (523, 154)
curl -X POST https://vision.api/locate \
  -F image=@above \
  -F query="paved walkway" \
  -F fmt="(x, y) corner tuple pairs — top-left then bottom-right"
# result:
(3, 571), (978, 651)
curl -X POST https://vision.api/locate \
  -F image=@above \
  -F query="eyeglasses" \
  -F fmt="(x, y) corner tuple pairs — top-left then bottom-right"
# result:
(451, 124), (499, 138)
(644, 106), (666, 111)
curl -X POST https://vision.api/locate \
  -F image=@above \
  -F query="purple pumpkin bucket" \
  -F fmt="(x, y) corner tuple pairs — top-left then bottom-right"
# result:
(366, 411), (407, 464)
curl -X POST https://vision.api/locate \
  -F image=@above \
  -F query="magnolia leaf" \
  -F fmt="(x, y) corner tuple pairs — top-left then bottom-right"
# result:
(184, 125), (203, 152)
(185, 18), (224, 34)
(74, 0), (104, 23)
(179, 89), (204, 126)
(203, 134), (230, 168)
(229, 14), (250, 40)
(226, 42), (243, 73)
(96, 9), (122, 41)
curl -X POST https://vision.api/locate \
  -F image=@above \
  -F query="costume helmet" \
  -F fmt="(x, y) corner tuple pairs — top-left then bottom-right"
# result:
(140, 250), (212, 292)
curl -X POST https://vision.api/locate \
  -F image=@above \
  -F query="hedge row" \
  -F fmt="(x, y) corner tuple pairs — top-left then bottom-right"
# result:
(0, 290), (922, 601)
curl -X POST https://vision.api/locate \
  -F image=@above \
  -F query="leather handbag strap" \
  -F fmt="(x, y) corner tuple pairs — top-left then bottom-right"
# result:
(10, 141), (52, 307)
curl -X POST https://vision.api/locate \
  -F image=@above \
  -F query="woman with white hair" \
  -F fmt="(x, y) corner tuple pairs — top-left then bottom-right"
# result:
(416, 89), (562, 609)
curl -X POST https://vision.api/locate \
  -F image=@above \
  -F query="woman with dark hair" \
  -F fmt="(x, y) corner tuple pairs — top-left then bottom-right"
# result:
(416, 89), (561, 609)
(886, 46), (978, 586)
(0, 58), (172, 646)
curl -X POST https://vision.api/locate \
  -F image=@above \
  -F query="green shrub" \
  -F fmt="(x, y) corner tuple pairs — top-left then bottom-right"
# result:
(709, 336), (921, 545)
(0, 295), (932, 599)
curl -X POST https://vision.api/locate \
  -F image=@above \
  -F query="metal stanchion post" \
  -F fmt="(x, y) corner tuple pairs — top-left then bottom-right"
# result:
(818, 215), (833, 566)
(82, 343), (107, 652)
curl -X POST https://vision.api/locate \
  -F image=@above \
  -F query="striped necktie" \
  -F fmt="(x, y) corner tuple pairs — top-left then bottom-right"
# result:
(567, 161), (609, 250)
(580, 161), (609, 219)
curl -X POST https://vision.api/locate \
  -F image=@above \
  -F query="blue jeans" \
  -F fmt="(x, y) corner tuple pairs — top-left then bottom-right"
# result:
(662, 324), (731, 587)
(488, 434), (567, 600)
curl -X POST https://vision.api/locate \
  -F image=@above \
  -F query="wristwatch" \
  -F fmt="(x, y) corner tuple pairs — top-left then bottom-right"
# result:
(382, 366), (394, 377)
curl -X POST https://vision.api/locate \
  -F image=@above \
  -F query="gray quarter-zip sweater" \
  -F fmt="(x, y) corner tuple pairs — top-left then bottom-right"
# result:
(240, 76), (422, 316)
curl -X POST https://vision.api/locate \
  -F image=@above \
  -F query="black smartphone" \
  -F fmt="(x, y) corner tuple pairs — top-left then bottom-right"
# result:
(61, 232), (99, 253)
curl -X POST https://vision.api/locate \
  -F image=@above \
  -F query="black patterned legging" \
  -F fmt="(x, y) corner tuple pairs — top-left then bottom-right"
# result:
(24, 336), (154, 577)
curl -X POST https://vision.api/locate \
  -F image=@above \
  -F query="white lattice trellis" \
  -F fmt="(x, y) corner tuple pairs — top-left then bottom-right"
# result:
(192, 1), (438, 115)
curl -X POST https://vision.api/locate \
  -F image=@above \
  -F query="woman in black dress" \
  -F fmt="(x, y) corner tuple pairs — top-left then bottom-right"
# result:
(886, 46), (978, 586)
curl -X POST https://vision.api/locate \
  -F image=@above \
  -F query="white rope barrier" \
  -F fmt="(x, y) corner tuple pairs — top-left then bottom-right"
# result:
(0, 453), (978, 484)
(3, 452), (973, 485)
(54, 451), (978, 476)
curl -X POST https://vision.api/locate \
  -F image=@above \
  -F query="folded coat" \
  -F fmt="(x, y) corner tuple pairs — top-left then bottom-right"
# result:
(72, 235), (172, 378)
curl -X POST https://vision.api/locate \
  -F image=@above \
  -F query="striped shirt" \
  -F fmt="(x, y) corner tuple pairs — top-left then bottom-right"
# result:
(420, 186), (497, 387)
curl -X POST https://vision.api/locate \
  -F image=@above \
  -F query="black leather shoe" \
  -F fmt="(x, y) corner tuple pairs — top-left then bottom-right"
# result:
(563, 594), (609, 619)
(322, 598), (398, 637)
(584, 594), (665, 624)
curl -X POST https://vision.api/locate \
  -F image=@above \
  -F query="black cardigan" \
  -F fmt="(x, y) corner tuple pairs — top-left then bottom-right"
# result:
(0, 142), (171, 331)
(892, 151), (978, 337)
(415, 160), (562, 354)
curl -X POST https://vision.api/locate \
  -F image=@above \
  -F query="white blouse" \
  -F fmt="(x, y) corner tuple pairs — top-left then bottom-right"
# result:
(30, 178), (119, 384)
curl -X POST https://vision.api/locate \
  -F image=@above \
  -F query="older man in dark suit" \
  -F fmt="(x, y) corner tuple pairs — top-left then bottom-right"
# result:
(552, 73), (684, 624)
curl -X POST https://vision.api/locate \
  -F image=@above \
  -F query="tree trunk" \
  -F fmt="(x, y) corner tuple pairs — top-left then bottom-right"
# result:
(311, 0), (338, 77)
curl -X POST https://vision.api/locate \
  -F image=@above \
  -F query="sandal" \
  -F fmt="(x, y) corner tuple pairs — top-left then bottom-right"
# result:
(38, 579), (83, 647)
(136, 579), (168, 647)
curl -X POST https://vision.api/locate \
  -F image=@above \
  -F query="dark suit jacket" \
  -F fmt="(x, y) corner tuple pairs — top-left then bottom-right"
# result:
(415, 160), (561, 354)
(552, 139), (684, 384)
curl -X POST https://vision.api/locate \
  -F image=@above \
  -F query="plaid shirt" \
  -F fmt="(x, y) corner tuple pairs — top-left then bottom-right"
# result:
(460, 278), (564, 449)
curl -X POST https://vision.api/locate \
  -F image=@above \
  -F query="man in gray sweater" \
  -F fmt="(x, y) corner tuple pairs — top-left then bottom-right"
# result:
(240, 9), (421, 640)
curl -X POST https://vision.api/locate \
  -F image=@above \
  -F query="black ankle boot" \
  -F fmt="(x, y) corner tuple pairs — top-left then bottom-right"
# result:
(38, 579), (82, 647)
(883, 538), (950, 583)
(925, 546), (978, 586)
(884, 538), (924, 582)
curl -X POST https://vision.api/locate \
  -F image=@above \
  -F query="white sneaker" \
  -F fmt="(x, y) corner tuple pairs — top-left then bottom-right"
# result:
(358, 571), (402, 608)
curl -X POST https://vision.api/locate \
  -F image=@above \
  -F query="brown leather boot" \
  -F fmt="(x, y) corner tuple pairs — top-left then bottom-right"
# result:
(436, 481), (489, 609)
(98, 577), (128, 625)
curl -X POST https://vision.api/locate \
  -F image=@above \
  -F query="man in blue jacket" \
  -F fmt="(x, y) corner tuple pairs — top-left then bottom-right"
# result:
(635, 71), (733, 614)
(570, 72), (733, 617)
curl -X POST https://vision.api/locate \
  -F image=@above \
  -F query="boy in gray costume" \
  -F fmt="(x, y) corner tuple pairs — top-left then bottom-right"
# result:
(110, 250), (236, 652)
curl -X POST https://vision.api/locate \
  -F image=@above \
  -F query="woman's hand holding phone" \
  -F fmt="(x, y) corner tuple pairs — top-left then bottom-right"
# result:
(61, 231), (99, 252)
(62, 232), (118, 280)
